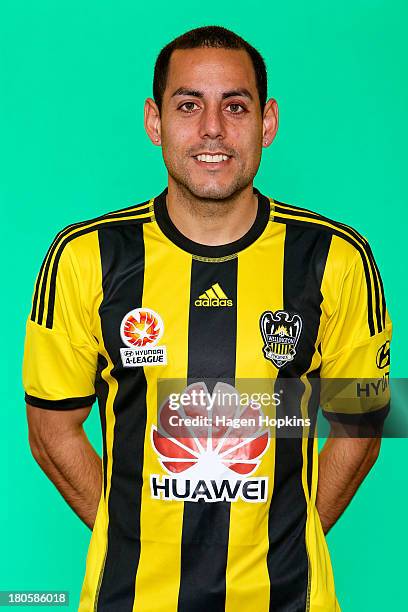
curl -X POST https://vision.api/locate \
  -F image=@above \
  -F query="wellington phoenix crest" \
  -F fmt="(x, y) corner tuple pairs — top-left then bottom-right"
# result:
(260, 310), (303, 369)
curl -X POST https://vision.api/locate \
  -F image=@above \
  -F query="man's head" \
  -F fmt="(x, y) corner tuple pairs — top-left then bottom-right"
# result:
(144, 26), (278, 201)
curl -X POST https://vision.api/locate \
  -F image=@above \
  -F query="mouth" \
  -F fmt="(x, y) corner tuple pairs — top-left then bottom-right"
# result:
(192, 152), (233, 168)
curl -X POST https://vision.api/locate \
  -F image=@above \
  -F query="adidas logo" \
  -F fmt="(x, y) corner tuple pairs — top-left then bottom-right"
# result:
(194, 283), (233, 307)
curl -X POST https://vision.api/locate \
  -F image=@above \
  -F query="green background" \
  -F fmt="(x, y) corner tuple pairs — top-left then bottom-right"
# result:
(1, 1), (407, 610)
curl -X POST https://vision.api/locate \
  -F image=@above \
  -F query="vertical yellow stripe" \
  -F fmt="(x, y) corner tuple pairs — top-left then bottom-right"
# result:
(303, 284), (339, 611)
(73, 231), (116, 612)
(133, 223), (191, 611)
(225, 222), (285, 612)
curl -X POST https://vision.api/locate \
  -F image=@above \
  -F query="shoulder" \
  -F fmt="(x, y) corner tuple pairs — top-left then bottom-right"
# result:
(269, 195), (371, 268)
(31, 198), (155, 329)
(35, 196), (154, 290)
(42, 197), (155, 268)
(269, 196), (387, 330)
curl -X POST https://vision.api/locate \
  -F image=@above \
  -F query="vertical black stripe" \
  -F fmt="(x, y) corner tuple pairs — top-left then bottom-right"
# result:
(306, 373), (320, 500)
(96, 224), (147, 612)
(95, 353), (109, 499)
(177, 258), (238, 612)
(268, 226), (332, 611)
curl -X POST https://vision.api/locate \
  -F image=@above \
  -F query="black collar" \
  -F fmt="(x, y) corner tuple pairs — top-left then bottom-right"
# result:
(153, 187), (270, 258)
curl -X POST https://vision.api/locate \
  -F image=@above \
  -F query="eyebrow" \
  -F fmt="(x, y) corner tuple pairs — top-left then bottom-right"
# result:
(171, 88), (204, 98)
(222, 89), (253, 101)
(171, 87), (253, 100)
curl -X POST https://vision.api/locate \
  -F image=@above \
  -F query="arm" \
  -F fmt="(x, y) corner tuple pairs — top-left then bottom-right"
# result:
(317, 238), (392, 534)
(316, 422), (381, 535)
(26, 403), (102, 530)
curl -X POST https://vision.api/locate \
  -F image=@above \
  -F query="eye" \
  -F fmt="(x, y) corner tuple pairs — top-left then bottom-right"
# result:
(179, 101), (200, 113)
(226, 103), (246, 114)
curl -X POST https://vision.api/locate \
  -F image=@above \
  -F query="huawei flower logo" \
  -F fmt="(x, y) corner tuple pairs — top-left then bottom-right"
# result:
(151, 381), (270, 481)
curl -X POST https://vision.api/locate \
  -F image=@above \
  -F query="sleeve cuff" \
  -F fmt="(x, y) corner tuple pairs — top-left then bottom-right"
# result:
(25, 392), (96, 410)
(322, 401), (390, 431)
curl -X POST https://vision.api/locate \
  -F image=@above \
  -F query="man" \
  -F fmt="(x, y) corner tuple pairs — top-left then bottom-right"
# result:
(23, 25), (392, 612)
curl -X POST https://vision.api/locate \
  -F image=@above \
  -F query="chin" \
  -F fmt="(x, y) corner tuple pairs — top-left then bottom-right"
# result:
(184, 179), (248, 201)
(189, 187), (234, 200)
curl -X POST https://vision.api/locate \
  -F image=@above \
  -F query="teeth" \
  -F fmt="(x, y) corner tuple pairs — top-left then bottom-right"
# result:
(196, 154), (229, 163)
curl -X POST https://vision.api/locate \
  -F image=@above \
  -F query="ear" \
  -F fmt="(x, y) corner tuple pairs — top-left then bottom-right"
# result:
(262, 99), (279, 148)
(144, 98), (162, 146)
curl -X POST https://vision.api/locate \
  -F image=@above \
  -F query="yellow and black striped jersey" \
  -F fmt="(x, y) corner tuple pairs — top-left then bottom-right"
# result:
(22, 187), (392, 612)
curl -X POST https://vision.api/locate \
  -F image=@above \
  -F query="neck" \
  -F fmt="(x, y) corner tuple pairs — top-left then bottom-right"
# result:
(166, 178), (258, 246)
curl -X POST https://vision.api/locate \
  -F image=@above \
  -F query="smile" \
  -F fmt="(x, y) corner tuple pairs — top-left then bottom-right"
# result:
(194, 154), (230, 163)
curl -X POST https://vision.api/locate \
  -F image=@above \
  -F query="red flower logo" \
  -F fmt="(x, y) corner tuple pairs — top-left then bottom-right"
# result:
(151, 381), (270, 479)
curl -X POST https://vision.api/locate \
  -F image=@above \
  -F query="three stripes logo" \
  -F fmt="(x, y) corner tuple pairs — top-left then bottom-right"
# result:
(194, 283), (233, 307)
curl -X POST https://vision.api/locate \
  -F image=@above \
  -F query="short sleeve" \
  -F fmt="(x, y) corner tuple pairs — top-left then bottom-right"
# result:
(23, 238), (98, 410)
(319, 243), (392, 425)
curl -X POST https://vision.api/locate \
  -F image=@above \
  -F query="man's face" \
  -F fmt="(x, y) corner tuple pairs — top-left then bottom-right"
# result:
(157, 47), (266, 200)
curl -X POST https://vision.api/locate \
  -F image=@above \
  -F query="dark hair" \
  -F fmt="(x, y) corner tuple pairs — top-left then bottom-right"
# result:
(153, 25), (267, 113)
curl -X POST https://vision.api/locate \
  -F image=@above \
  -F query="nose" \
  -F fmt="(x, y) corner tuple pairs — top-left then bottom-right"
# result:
(199, 103), (225, 140)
